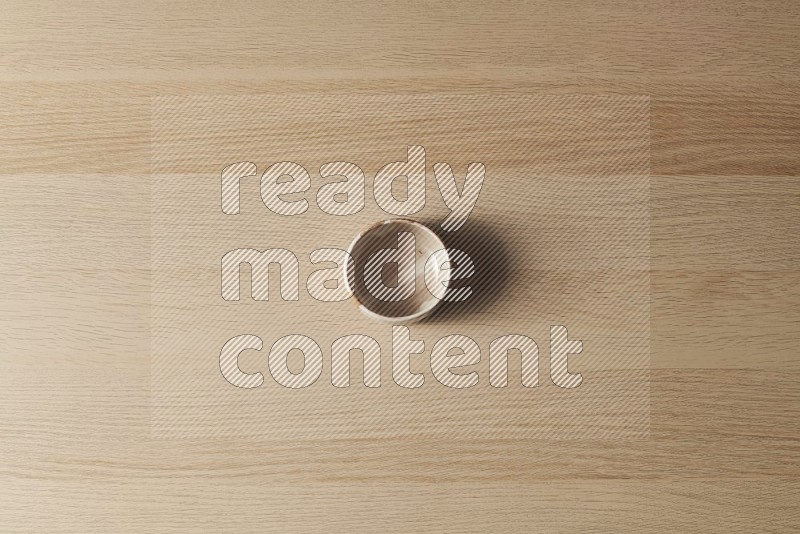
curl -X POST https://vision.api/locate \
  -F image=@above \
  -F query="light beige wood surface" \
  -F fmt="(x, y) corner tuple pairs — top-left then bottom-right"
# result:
(1, 1), (799, 532)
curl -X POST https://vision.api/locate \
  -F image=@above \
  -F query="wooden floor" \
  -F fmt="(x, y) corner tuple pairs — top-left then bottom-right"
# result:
(1, 1), (799, 531)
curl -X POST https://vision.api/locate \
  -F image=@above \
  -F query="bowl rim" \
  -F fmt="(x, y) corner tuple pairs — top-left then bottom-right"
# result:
(344, 218), (448, 324)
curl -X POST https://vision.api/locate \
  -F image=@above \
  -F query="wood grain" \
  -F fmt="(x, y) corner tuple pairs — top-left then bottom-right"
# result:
(1, 0), (799, 531)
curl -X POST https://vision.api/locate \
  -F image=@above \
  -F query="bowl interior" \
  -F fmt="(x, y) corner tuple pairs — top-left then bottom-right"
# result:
(346, 220), (446, 322)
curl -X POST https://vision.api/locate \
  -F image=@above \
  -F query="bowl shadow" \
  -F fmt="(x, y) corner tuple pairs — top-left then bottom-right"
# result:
(421, 218), (515, 324)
